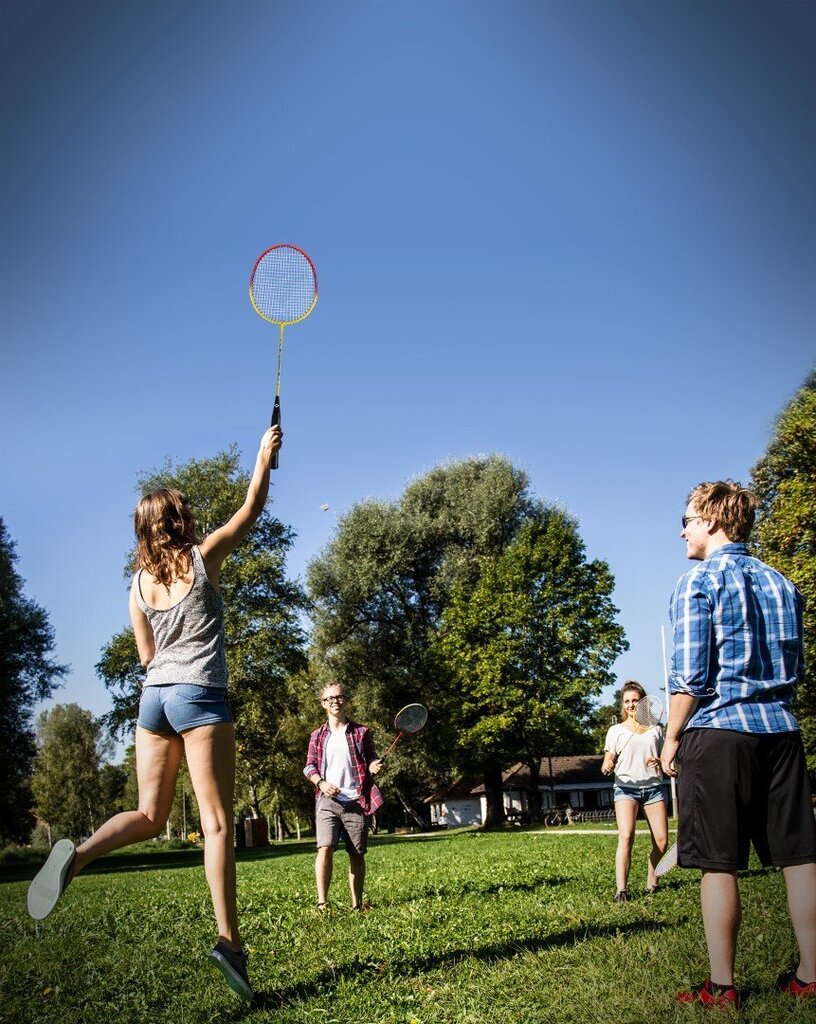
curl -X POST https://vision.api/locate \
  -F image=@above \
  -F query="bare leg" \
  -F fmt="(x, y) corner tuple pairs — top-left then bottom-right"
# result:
(316, 846), (334, 904)
(613, 798), (637, 892)
(74, 727), (183, 874)
(643, 798), (669, 889)
(700, 870), (740, 987)
(783, 862), (816, 983)
(184, 723), (240, 950)
(348, 850), (365, 907)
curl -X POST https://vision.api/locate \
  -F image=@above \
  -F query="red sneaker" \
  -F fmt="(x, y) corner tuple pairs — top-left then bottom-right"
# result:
(779, 974), (816, 998)
(677, 978), (740, 1009)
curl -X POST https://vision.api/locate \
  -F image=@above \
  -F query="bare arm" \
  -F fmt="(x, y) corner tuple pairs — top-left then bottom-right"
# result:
(129, 583), (156, 668)
(660, 693), (699, 777)
(199, 426), (282, 584)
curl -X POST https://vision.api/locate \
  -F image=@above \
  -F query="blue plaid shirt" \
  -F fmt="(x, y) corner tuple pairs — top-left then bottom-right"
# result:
(669, 543), (804, 733)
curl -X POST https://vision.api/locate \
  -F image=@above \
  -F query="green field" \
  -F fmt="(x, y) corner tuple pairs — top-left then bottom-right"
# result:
(1, 829), (812, 1024)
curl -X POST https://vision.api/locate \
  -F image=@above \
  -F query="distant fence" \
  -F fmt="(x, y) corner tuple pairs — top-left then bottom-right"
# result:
(506, 808), (616, 827)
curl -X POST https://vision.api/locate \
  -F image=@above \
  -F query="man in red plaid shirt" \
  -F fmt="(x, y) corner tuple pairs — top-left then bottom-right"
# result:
(303, 682), (383, 911)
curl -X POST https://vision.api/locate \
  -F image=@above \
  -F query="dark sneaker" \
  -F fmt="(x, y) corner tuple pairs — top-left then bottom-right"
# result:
(208, 941), (253, 1000)
(778, 973), (816, 999)
(677, 978), (740, 1009)
(27, 839), (76, 920)
(614, 889), (631, 903)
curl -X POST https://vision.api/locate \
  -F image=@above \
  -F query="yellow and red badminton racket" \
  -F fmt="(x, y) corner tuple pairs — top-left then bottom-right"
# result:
(249, 244), (318, 468)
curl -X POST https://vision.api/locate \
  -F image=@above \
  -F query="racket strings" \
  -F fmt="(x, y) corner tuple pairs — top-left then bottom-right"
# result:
(394, 704), (428, 734)
(635, 696), (663, 728)
(250, 247), (316, 324)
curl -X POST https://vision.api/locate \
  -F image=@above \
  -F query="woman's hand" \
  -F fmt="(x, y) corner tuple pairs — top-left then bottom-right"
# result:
(601, 752), (617, 776)
(260, 425), (283, 463)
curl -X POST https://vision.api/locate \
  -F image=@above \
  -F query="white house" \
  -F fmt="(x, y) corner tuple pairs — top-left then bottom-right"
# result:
(425, 755), (672, 826)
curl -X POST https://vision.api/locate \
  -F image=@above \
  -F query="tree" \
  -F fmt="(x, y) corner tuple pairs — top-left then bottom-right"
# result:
(307, 456), (625, 827)
(0, 519), (67, 844)
(750, 368), (816, 765)
(308, 457), (534, 823)
(95, 447), (309, 814)
(31, 704), (108, 842)
(438, 510), (627, 823)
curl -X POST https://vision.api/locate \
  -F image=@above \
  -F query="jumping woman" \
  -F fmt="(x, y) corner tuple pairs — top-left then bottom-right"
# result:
(27, 425), (282, 1001)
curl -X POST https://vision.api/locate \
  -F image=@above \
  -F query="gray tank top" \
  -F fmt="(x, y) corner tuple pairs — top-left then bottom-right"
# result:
(132, 546), (228, 689)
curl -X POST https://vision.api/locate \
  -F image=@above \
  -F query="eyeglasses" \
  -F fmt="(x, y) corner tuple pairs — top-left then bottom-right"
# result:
(322, 695), (346, 704)
(681, 515), (703, 529)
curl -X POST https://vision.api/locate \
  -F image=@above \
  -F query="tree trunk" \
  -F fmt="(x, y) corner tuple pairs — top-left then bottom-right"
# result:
(276, 806), (291, 840)
(527, 759), (543, 821)
(393, 785), (426, 829)
(481, 760), (505, 830)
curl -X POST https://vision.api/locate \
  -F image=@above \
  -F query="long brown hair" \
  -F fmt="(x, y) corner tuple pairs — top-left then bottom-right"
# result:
(133, 488), (199, 588)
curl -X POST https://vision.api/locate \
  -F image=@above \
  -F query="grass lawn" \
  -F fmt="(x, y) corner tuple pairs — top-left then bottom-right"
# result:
(1, 829), (812, 1024)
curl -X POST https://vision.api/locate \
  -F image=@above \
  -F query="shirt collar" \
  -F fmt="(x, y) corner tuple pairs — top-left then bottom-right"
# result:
(705, 542), (748, 558)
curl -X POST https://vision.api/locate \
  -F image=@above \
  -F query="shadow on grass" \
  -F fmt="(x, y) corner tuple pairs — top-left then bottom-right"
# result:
(0, 842), (317, 885)
(1, 832), (463, 886)
(235, 917), (685, 1019)
(401, 875), (571, 904)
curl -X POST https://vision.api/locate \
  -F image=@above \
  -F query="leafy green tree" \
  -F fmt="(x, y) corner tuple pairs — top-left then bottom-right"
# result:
(236, 667), (318, 834)
(751, 368), (816, 765)
(588, 687), (624, 754)
(31, 704), (108, 842)
(308, 456), (624, 827)
(308, 457), (534, 823)
(0, 519), (68, 843)
(438, 510), (627, 823)
(98, 762), (128, 822)
(96, 446), (309, 813)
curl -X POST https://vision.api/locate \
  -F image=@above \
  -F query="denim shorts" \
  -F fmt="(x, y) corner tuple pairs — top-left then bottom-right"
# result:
(613, 782), (666, 806)
(137, 684), (232, 735)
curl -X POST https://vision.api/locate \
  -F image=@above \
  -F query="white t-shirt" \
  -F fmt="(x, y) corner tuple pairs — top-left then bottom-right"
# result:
(322, 724), (359, 802)
(604, 722), (664, 787)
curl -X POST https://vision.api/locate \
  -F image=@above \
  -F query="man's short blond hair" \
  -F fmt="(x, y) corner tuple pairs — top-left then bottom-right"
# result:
(319, 680), (348, 700)
(688, 480), (757, 542)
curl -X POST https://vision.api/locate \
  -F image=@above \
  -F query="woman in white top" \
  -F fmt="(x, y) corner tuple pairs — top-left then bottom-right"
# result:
(601, 680), (669, 902)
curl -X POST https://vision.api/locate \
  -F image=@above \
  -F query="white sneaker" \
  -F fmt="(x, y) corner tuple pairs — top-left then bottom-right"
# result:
(27, 839), (76, 920)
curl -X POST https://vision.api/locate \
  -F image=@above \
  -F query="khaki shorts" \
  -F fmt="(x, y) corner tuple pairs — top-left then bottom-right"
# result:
(316, 796), (369, 855)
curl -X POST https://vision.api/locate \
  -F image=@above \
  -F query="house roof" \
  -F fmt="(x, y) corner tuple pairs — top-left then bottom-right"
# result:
(505, 755), (606, 787)
(426, 755), (606, 802)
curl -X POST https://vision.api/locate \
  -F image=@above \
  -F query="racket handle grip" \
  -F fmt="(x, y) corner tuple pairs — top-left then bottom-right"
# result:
(270, 399), (281, 470)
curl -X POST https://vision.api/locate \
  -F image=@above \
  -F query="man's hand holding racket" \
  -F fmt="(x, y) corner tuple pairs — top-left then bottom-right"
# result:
(369, 759), (384, 775)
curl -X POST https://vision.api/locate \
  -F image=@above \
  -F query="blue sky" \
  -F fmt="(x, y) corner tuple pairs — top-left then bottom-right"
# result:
(1, 1), (814, 748)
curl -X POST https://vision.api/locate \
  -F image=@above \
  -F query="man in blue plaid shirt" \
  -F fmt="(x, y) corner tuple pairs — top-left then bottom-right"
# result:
(662, 480), (816, 1009)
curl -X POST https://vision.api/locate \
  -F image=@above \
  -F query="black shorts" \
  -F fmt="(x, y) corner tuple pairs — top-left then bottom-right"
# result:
(677, 728), (816, 872)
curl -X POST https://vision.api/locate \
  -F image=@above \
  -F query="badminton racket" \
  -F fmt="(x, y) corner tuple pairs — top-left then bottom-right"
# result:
(611, 694), (663, 764)
(655, 840), (678, 878)
(249, 244), (318, 468)
(381, 703), (428, 759)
